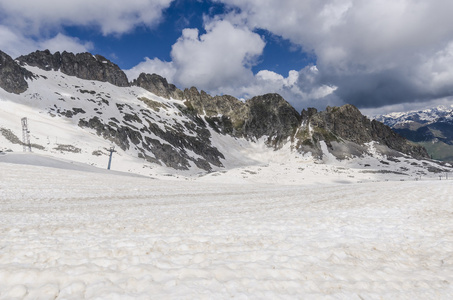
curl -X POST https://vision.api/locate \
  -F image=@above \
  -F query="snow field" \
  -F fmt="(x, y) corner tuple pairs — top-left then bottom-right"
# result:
(1, 162), (453, 299)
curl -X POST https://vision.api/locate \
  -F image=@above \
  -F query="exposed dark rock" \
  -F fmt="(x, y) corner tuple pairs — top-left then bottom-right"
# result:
(300, 107), (318, 120)
(370, 119), (428, 158)
(0, 127), (44, 150)
(78, 117), (135, 151)
(297, 104), (429, 159)
(143, 120), (224, 171)
(244, 93), (301, 146)
(78, 102), (224, 171)
(0, 127), (23, 145)
(182, 88), (300, 146)
(138, 97), (168, 112)
(72, 108), (86, 115)
(132, 73), (183, 99)
(16, 49), (61, 71)
(54, 144), (81, 153)
(183, 87), (248, 136)
(17, 50), (129, 87)
(0, 50), (33, 94)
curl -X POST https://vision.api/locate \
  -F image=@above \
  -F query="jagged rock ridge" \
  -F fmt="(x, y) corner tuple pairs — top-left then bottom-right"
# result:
(132, 73), (183, 100)
(17, 50), (129, 87)
(133, 73), (428, 160)
(133, 75), (301, 147)
(0, 50), (34, 94)
(181, 88), (300, 146)
(297, 105), (429, 159)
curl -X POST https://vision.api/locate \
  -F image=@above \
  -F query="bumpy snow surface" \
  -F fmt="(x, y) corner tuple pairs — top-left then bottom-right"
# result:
(1, 160), (453, 299)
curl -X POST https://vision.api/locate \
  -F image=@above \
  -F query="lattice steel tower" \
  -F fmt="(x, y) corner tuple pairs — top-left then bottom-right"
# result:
(21, 117), (31, 152)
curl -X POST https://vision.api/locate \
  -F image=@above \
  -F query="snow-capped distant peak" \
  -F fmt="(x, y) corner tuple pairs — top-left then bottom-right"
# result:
(374, 105), (453, 127)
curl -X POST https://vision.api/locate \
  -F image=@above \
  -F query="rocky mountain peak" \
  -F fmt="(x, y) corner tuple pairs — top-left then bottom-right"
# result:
(297, 104), (429, 159)
(17, 50), (129, 87)
(0, 50), (33, 94)
(181, 89), (300, 145)
(313, 104), (371, 145)
(244, 93), (301, 144)
(183, 87), (245, 117)
(181, 86), (248, 136)
(132, 73), (183, 99)
(16, 49), (60, 71)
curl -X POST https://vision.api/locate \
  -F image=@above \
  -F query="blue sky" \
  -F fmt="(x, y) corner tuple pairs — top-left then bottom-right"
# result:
(63, 1), (312, 76)
(2, 0), (453, 114)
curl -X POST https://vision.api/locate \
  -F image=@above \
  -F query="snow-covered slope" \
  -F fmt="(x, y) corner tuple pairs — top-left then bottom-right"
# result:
(0, 64), (450, 180)
(1, 159), (452, 299)
(0, 66), (266, 177)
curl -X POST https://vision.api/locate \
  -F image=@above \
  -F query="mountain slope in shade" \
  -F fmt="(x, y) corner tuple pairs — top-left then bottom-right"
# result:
(0, 49), (450, 180)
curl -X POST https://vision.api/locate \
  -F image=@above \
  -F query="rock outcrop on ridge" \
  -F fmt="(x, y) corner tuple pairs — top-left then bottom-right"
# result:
(0, 50), (33, 94)
(182, 88), (300, 146)
(17, 50), (129, 87)
(132, 73), (183, 100)
(296, 104), (429, 159)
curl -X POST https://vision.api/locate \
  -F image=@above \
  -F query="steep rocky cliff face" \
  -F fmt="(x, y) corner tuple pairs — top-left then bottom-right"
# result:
(180, 88), (300, 146)
(244, 93), (300, 146)
(0, 50), (33, 94)
(296, 104), (429, 159)
(17, 50), (129, 87)
(182, 87), (248, 136)
(132, 73), (183, 99)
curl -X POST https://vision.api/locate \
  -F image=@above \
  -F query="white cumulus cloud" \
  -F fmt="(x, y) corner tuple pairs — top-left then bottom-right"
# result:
(0, 26), (94, 59)
(128, 15), (340, 110)
(0, 0), (174, 35)
(125, 58), (177, 83)
(170, 19), (265, 93)
(0, 0), (174, 58)
(214, 0), (453, 109)
(130, 19), (266, 95)
(39, 34), (94, 55)
(238, 66), (338, 111)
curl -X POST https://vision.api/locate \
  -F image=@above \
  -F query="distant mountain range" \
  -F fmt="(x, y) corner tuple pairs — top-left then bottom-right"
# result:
(375, 106), (453, 161)
(0, 49), (450, 178)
